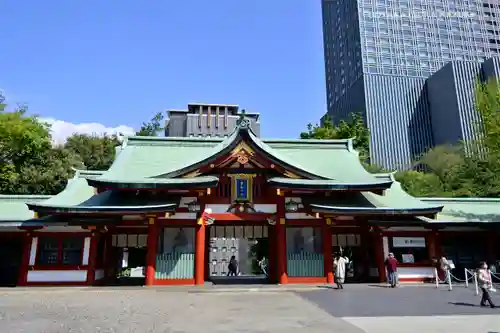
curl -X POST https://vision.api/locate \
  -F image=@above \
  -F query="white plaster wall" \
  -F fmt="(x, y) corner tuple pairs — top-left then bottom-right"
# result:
(205, 204), (229, 213)
(28, 237), (38, 266)
(94, 269), (105, 281)
(163, 212), (197, 219)
(37, 226), (89, 233)
(254, 204), (276, 213)
(382, 236), (389, 259)
(179, 197), (197, 208)
(82, 237), (91, 265)
(27, 270), (87, 282)
(398, 267), (435, 279)
(286, 212), (318, 219)
(385, 227), (428, 231)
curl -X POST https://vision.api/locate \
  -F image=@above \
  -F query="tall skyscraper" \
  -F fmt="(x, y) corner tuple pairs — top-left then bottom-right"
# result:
(322, 0), (500, 169)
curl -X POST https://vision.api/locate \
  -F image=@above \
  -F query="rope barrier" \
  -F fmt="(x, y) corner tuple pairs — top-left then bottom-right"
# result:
(434, 267), (498, 297)
(450, 271), (474, 283)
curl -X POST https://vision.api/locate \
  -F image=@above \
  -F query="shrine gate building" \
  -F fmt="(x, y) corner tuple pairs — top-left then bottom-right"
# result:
(1, 114), (500, 287)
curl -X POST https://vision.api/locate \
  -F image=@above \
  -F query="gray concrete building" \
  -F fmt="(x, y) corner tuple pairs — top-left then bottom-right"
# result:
(322, 0), (500, 169)
(165, 103), (261, 137)
(426, 58), (500, 148)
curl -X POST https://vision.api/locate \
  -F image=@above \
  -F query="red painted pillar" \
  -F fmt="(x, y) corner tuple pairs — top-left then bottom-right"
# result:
(145, 219), (159, 287)
(103, 232), (113, 282)
(427, 231), (438, 260)
(86, 233), (99, 285)
(373, 232), (386, 282)
(268, 227), (277, 282)
(323, 223), (334, 284)
(195, 220), (206, 285)
(276, 196), (287, 284)
(17, 232), (33, 286)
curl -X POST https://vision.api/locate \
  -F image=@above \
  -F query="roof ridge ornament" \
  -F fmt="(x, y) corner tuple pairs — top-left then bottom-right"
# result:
(236, 109), (251, 129)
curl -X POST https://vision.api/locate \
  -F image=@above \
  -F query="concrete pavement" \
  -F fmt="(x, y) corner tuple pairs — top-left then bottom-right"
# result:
(0, 285), (499, 332)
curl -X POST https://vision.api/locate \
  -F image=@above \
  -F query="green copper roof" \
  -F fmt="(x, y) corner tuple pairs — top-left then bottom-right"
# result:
(303, 182), (443, 215)
(27, 190), (180, 214)
(267, 177), (393, 191)
(39, 170), (105, 207)
(97, 116), (385, 186)
(87, 176), (219, 189)
(419, 198), (500, 223)
(0, 169), (105, 221)
(0, 195), (53, 222)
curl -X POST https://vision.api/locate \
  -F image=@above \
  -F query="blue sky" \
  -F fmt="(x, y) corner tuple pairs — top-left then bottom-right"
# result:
(1, 0), (326, 139)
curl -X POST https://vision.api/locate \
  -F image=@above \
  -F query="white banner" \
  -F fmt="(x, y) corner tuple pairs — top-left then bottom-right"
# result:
(392, 237), (426, 248)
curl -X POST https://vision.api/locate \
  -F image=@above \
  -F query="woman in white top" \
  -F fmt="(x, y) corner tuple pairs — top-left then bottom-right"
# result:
(333, 253), (349, 290)
(478, 262), (496, 308)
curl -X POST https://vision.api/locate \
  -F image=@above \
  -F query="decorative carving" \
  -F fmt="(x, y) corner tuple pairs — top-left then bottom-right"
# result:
(266, 218), (276, 226)
(283, 170), (301, 179)
(226, 201), (257, 214)
(231, 142), (255, 156)
(236, 110), (251, 129)
(236, 152), (249, 164)
(182, 170), (201, 178)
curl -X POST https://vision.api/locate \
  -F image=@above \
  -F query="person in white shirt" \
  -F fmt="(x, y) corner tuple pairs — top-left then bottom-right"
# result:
(333, 253), (349, 290)
(478, 262), (496, 308)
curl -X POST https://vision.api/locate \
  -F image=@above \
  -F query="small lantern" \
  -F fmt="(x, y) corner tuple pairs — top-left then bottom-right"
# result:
(285, 199), (299, 212)
(187, 200), (201, 213)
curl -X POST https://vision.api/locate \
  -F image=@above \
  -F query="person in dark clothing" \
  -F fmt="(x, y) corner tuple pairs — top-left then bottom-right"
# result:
(385, 252), (398, 288)
(227, 256), (238, 276)
(478, 262), (496, 308)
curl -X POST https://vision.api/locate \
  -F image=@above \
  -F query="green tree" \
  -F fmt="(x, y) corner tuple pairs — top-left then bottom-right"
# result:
(475, 78), (500, 156)
(15, 146), (83, 195)
(0, 98), (82, 194)
(136, 111), (164, 136)
(301, 113), (371, 161)
(64, 134), (120, 170)
(395, 171), (444, 197)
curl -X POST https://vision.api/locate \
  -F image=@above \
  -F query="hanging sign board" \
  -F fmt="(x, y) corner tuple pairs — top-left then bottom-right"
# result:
(392, 237), (426, 248)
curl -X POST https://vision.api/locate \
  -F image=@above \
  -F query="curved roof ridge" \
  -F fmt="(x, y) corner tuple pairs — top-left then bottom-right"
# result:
(0, 194), (53, 201)
(150, 116), (331, 180)
(372, 172), (396, 182)
(126, 136), (225, 145)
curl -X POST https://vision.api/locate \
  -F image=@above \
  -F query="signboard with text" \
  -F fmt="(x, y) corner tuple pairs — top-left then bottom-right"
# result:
(392, 237), (426, 248)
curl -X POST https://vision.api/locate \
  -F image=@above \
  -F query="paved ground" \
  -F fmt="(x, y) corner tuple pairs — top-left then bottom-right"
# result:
(0, 284), (499, 332)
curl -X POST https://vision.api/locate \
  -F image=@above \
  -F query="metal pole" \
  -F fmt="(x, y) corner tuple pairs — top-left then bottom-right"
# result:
(474, 272), (479, 296)
(465, 268), (468, 288)
(447, 270), (452, 291)
(434, 268), (439, 288)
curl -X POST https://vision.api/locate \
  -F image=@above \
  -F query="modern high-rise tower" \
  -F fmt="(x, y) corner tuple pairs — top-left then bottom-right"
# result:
(322, 0), (500, 169)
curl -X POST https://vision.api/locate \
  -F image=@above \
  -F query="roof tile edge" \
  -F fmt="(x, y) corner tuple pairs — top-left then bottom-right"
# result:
(420, 197), (500, 203)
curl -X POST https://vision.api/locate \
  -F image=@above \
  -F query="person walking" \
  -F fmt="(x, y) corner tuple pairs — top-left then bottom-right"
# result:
(478, 262), (496, 308)
(439, 256), (451, 283)
(227, 255), (238, 277)
(333, 253), (349, 289)
(385, 253), (399, 288)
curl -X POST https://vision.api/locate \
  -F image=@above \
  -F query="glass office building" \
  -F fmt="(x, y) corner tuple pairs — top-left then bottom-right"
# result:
(322, 0), (500, 169)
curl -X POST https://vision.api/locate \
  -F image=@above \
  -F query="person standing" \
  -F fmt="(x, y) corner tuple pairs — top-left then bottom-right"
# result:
(333, 253), (349, 289)
(478, 262), (496, 308)
(385, 253), (398, 288)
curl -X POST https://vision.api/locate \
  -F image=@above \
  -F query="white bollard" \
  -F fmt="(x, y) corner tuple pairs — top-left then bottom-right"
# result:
(447, 270), (452, 291)
(465, 268), (469, 288)
(434, 268), (439, 288)
(474, 272), (479, 296)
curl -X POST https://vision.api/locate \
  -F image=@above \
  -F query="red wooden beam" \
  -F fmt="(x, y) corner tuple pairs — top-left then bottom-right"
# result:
(207, 212), (273, 221)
